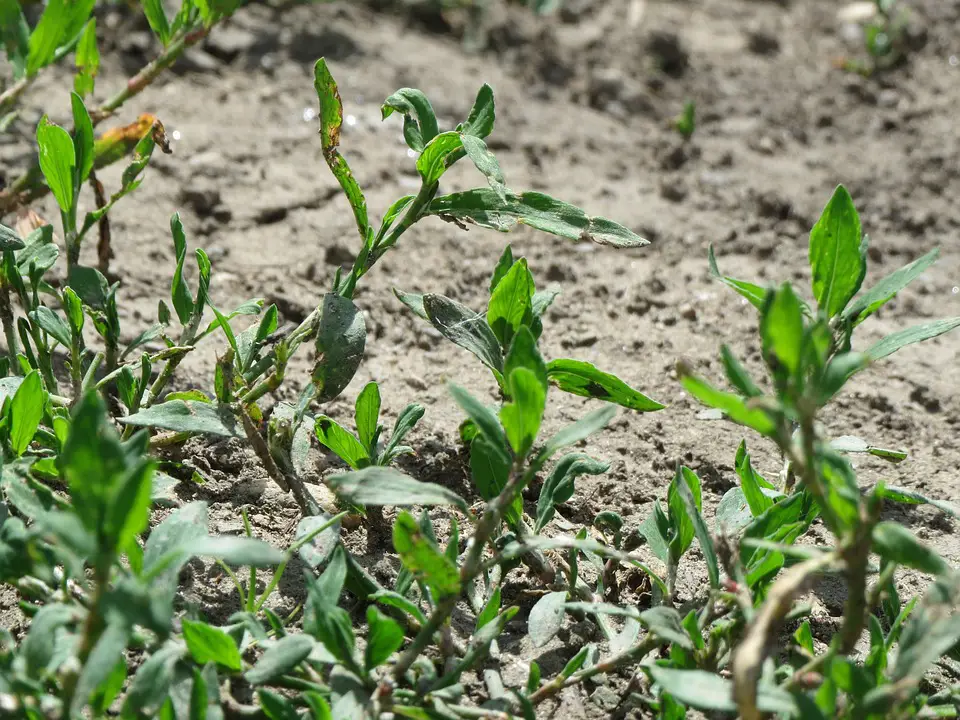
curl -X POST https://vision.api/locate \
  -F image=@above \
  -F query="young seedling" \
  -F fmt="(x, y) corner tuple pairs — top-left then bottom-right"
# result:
(674, 99), (696, 140)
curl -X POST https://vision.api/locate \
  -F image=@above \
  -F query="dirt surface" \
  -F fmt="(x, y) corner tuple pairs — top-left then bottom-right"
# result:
(3, 0), (960, 714)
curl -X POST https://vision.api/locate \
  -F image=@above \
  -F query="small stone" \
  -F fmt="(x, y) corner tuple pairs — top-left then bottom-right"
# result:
(324, 244), (355, 267)
(587, 67), (626, 110)
(747, 28), (780, 55)
(659, 178), (687, 203)
(119, 31), (152, 56)
(647, 30), (689, 77)
(680, 304), (697, 321)
(877, 89), (899, 108)
(590, 686), (621, 711)
(180, 186), (222, 216)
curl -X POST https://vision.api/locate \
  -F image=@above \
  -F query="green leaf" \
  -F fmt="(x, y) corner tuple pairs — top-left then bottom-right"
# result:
(315, 417), (368, 470)
(71, 618), (128, 717)
(416, 130), (463, 184)
(0, 222), (25, 251)
(561, 646), (591, 679)
(245, 635), (314, 684)
(170, 213), (193, 324)
(537, 405), (616, 464)
(121, 400), (242, 438)
(365, 606), (404, 671)
(761, 284), (804, 377)
(424, 294), (504, 372)
(678, 367), (777, 436)
(721, 345), (763, 398)
(708, 245), (767, 309)
(371, 590), (427, 625)
(667, 466), (698, 561)
(329, 467), (467, 511)
(735, 440), (776, 516)
(470, 434), (512, 504)
(489, 245), (515, 293)
(355, 382), (381, 455)
(429, 189), (647, 248)
(295, 513), (341, 570)
(182, 620), (242, 671)
(535, 454), (609, 532)
(73, 18), (98, 97)
(487, 258), (534, 347)
(36, 116), (76, 213)
(461, 134), (507, 201)
(476, 587), (501, 630)
(674, 467), (720, 589)
(891, 575), (960, 685)
(381, 403), (425, 463)
(831, 436), (907, 464)
(648, 667), (797, 715)
(500, 367), (546, 458)
(844, 247), (940, 325)
(450, 384), (511, 458)
(872, 522), (948, 576)
(809, 185), (865, 317)
(460, 83), (495, 139)
(526, 662), (541, 694)
(70, 92), (94, 184)
(794, 620), (814, 654)
(392, 288), (428, 321)
(381, 88), (439, 152)
(528, 591), (567, 648)
(876, 485), (960, 521)
(393, 511), (460, 598)
(122, 644), (182, 717)
(866, 317), (960, 361)
(9, 370), (43, 456)
(640, 606), (692, 649)
(27, 0), (95, 76)
(141, 0), (170, 45)
(546, 359), (664, 411)
(22, 603), (77, 676)
(311, 294), (366, 402)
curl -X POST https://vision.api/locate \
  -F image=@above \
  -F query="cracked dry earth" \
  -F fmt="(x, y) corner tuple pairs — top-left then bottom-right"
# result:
(1, 0), (959, 715)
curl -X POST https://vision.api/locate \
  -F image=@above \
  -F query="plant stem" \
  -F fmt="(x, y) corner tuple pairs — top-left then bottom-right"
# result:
(528, 634), (662, 705)
(392, 465), (533, 682)
(0, 278), (20, 371)
(0, 75), (32, 115)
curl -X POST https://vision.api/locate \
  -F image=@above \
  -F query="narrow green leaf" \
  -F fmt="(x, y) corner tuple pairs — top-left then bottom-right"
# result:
(329, 467), (467, 511)
(460, 83), (495, 139)
(708, 245), (767, 309)
(381, 403), (425, 463)
(487, 259), (534, 348)
(428, 189), (647, 248)
(182, 620), (241, 671)
(872, 522), (948, 576)
(809, 185), (865, 317)
(648, 667), (797, 715)
(546, 359), (664, 411)
(70, 92), (94, 184)
(735, 440), (775, 516)
(761, 284), (804, 377)
(191, 536), (285, 567)
(416, 130), (462, 184)
(500, 367), (546, 458)
(392, 288), (428, 321)
(29, 306), (71, 348)
(36, 116), (76, 213)
(450, 384), (510, 458)
(720, 345), (763, 397)
(678, 368), (777, 436)
(528, 591), (567, 647)
(73, 18), (99, 97)
(141, 0), (170, 45)
(844, 247), (940, 325)
(245, 635), (314, 684)
(424, 294), (503, 372)
(489, 245), (515, 294)
(315, 417), (368, 470)
(674, 467), (720, 589)
(10, 371), (43, 457)
(476, 587), (501, 630)
(535, 454), (609, 532)
(538, 405), (616, 463)
(866, 317), (960, 361)
(461, 134), (507, 201)
(876, 485), (960, 520)
(393, 511), (460, 598)
(170, 213), (193, 324)
(355, 382), (381, 454)
(364, 606), (404, 671)
(370, 590), (427, 625)
(381, 88), (439, 152)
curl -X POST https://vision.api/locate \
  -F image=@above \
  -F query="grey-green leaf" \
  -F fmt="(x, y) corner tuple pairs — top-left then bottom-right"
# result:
(866, 317), (960, 361)
(328, 467), (467, 511)
(424, 293), (504, 372)
(428, 189), (647, 248)
(844, 247), (940, 325)
(121, 400), (242, 438)
(528, 591), (567, 648)
(245, 635), (314, 685)
(312, 294), (366, 402)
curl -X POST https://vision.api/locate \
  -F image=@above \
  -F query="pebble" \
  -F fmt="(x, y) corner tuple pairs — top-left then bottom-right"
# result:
(172, 48), (221, 75)
(647, 30), (689, 77)
(659, 178), (687, 203)
(205, 25), (258, 62)
(747, 28), (780, 56)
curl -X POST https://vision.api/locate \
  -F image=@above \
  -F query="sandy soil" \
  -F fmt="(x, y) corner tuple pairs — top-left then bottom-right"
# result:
(2, 0), (959, 715)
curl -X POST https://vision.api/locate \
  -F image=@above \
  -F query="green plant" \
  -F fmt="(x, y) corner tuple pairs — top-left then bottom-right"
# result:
(841, 0), (912, 74)
(674, 99), (696, 140)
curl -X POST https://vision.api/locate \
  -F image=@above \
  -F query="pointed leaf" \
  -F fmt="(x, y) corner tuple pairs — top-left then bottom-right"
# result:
(315, 417), (368, 470)
(245, 635), (314, 684)
(809, 185), (865, 317)
(866, 317), (960, 361)
(393, 511), (460, 598)
(844, 247), (940, 325)
(546, 359), (664, 411)
(355, 382), (381, 454)
(528, 591), (567, 647)
(121, 400), (243, 437)
(329, 467), (467, 511)
(424, 294), (503, 372)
